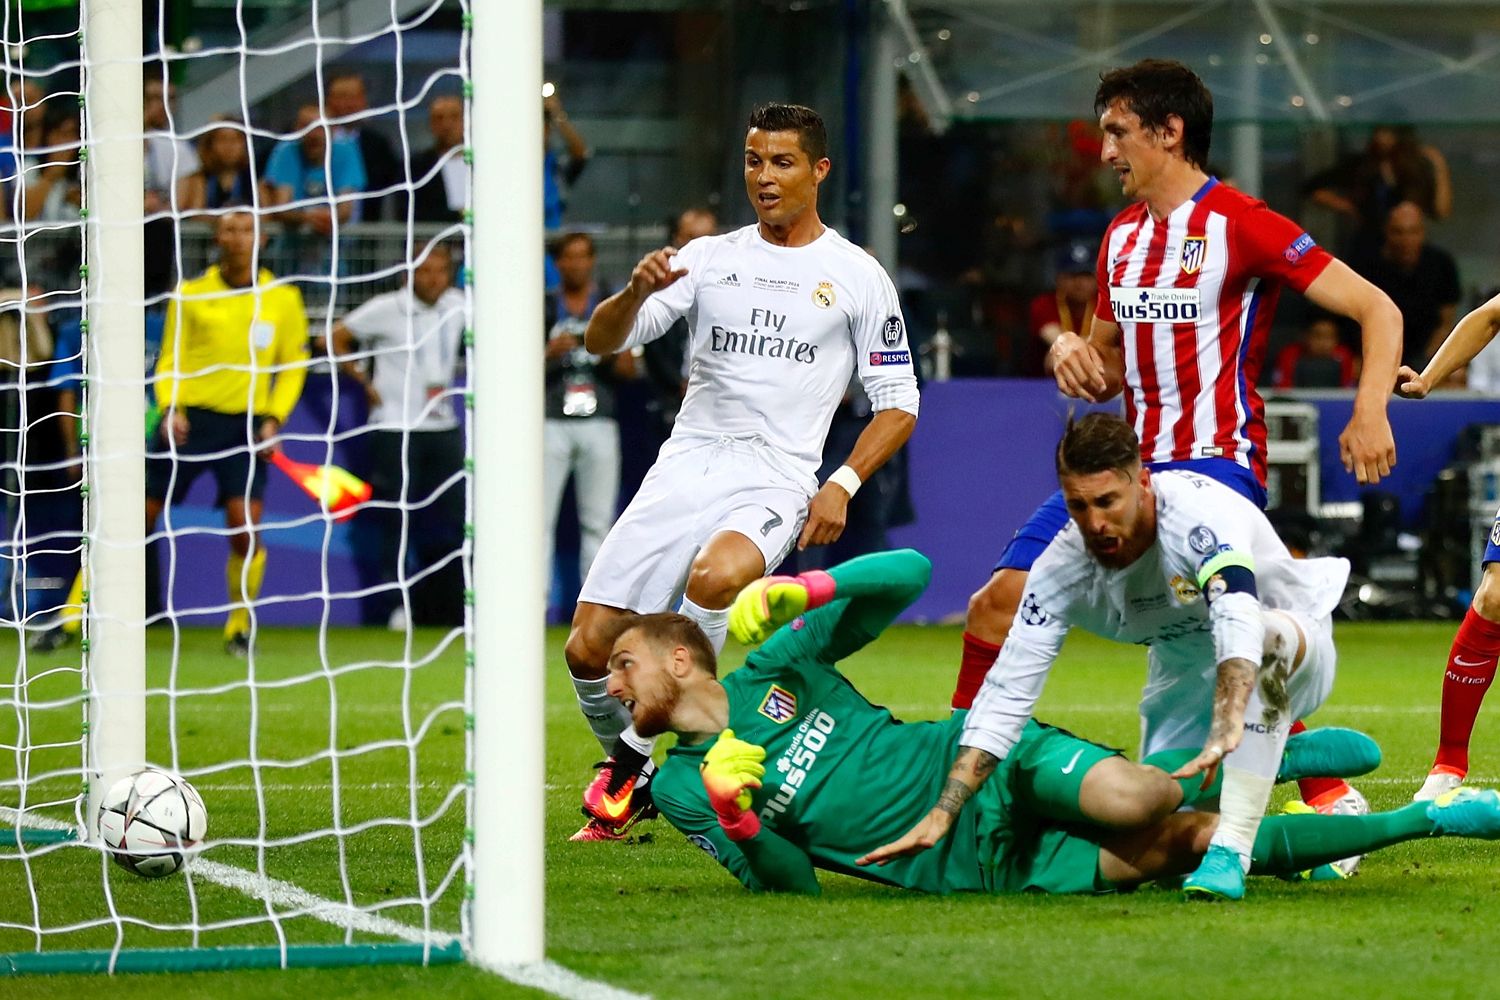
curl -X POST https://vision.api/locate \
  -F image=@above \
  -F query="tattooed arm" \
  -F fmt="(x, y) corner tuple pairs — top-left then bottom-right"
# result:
(856, 746), (1000, 867)
(1168, 657), (1256, 790)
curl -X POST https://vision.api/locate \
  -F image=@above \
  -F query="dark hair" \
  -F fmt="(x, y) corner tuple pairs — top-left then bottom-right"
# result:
(612, 612), (718, 678)
(671, 206), (717, 244)
(414, 237), (454, 264)
(551, 231), (595, 258)
(1094, 59), (1213, 170)
(747, 103), (828, 164)
(1056, 412), (1141, 478)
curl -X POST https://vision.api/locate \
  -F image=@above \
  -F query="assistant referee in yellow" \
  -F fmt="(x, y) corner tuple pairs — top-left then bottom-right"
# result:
(150, 208), (310, 656)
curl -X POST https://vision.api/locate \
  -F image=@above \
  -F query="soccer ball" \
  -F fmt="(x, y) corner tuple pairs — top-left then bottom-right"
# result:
(97, 768), (208, 878)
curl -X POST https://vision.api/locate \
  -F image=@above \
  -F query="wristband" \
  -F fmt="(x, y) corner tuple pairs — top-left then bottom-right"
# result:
(718, 809), (762, 842)
(796, 569), (836, 610)
(826, 464), (862, 498)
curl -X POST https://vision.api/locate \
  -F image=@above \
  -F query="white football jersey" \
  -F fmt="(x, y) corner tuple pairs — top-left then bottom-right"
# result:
(343, 287), (465, 432)
(961, 470), (1350, 759)
(621, 225), (919, 491)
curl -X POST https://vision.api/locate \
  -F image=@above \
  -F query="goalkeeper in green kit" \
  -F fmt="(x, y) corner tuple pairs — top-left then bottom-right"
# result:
(604, 548), (1500, 894)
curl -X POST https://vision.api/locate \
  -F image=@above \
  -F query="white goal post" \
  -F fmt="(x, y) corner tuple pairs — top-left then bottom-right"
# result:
(1, 0), (544, 977)
(470, 0), (545, 972)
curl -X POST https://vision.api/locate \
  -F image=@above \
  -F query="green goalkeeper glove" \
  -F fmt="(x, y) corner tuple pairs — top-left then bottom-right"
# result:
(700, 729), (766, 841)
(728, 570), (837, 645)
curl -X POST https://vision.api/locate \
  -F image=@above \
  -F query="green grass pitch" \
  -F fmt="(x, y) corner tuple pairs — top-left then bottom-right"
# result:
(4, 620), (1499, 999)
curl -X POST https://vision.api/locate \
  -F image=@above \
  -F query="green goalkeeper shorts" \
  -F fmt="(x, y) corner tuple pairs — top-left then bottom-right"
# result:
(986, 721), (1124, 895)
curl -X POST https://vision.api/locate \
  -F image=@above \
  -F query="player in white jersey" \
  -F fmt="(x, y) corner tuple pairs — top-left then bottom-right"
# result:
(565, 103), (920, 841)
(865, 414), (1350, 901)
(951, 58), (1401, 826)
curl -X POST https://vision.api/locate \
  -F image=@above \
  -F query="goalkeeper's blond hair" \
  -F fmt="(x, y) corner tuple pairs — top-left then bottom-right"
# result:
(609, 612), (718, 677)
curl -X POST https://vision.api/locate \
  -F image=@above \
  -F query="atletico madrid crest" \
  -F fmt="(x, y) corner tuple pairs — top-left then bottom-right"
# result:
(1180, 236), (1208, 275)
(758, 685), (798, 724)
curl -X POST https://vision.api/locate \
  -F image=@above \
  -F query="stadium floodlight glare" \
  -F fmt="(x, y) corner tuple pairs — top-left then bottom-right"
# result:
(0, 0), (544, 978)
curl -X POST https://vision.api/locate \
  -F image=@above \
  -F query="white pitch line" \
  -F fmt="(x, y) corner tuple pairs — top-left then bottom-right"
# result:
(192, 782), (453, 792)
(475, 960), (652, 1000)
(0, 806), (650, 1000)
(188, 859), (455, 947)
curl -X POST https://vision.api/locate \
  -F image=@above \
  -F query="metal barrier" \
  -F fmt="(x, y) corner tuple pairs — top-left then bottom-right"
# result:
(2, 220), (668, 320)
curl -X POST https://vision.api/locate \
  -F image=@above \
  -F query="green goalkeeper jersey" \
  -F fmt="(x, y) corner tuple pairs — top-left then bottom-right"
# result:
(653, 549), (1016, 894)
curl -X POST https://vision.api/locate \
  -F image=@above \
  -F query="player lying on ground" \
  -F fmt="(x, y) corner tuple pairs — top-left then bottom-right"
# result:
(866, 414), (1357, 901)
(1396, 290), (1500, 801)
(596, 548), (1499, 896)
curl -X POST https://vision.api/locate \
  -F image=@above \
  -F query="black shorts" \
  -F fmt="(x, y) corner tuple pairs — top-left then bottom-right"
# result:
(146, 406), (269, 505)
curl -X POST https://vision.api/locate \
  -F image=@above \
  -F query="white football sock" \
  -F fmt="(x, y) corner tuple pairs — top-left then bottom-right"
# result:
(571, 674), (630, 756)
(616, 724), (656, 760)
(680, 594), (729, 655)
(1210, 668), (1291, 869)
(1211, 766), (1275, 871)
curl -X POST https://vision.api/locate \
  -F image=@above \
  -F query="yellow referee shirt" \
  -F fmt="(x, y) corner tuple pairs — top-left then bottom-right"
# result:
(156, 265), (310, 422)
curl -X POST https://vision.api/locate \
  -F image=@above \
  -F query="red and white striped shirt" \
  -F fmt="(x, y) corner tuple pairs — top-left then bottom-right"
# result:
(1095, 179), (1332, 485)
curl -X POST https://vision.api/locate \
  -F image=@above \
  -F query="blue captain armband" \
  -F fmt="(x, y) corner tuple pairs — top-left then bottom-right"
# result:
(1195, 550), (1257, 603)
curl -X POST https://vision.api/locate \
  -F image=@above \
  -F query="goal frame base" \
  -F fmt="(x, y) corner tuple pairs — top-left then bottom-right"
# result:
(0, 941), (465, 976)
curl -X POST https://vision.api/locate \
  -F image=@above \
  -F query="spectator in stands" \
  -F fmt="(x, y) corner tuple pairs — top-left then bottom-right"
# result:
(640, 206), (716, 443)
(7, 79), (47, 163)
(326, 71), (401, 222)
(1273, 315), (1358, 389)
(22, 111), (81, 222)
(543, 89), (591, 292)
(143, 74), (199, 213)
(178, 118), (257, 211)
(1029, 239), (1097, 374)
(543, 88), (589, 233)
(328, 240), (466, 628)
(261, 103), (368, 234)
(23, 301), (85, 651)
(1043, 119), (1118, 238)
(408, 94), (465, 223)
(1305, 124), (1452, 256)
(0, 81), (44, 212)
(543, 231), (634, 600)
(1349, 201), (1461, 371)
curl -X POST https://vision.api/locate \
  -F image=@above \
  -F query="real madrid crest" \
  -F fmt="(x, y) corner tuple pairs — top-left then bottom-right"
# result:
(1170, 575), (1201, 604)
(812, 281), (836, 309)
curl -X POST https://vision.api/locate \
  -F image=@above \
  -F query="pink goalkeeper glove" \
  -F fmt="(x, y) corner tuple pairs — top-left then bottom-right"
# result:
(700, 729), (767, 841)
(727, 571), (837, 645)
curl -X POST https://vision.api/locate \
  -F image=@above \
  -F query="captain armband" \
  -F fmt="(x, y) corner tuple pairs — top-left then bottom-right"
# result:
(1195, 549), (1257, 603)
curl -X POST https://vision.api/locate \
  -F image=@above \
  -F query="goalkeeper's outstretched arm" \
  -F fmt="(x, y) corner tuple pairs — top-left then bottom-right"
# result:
(730, 548), (932, 664)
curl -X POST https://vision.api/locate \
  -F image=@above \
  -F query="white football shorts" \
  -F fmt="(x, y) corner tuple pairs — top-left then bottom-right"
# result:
(1138, 608), (1336, 758)
(577, 434), (811, 613)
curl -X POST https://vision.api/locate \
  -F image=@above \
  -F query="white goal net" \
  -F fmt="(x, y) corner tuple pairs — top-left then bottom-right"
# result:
(0, 0), (541, 976)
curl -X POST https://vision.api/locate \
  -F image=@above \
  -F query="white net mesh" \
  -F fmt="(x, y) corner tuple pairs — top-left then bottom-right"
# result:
(1, 0), (478, 966)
